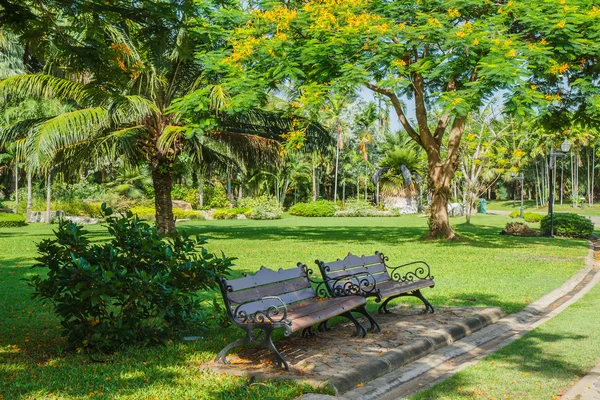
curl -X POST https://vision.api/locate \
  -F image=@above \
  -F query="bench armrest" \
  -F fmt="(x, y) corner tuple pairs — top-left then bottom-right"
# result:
(233, 296), (290, 325)
(387, 261), (434, 282)
(329, 271), (378, 297)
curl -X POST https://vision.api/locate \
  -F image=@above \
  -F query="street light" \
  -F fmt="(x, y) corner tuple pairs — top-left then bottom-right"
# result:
(548, 139), (572, 237)
(511, 171), (525, 218)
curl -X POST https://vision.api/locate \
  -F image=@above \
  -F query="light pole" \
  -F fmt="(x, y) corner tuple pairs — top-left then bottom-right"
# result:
(548, 139), (572, 237)
(511, 172), (525, 218)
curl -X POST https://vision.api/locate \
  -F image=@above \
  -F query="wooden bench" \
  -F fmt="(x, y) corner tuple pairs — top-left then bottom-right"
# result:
(315, 252), (435, 323)
(215, 264), (372, 370)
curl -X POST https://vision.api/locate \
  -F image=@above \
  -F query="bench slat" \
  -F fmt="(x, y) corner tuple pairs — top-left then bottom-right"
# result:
(228, 277), (312, 304)
(225, 266), (306, 291)
(361, 254), (383, 265)
(377, 279), (435, 298)
(364, 262), (387, 275)
(322, 259), (346, 271)
(290, 296), (366, 332)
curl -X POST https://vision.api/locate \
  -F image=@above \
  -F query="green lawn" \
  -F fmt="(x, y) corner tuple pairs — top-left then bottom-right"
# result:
(486, 200), (600, 217)
(413, 279), (600, 400)
(0, 214), (590, 399)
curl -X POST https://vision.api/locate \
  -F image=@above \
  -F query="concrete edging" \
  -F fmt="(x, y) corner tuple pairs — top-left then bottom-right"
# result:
(328, 307), (506, 394)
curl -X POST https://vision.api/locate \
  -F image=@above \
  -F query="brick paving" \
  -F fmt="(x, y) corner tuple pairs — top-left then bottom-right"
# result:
(205, 305), (502, 383)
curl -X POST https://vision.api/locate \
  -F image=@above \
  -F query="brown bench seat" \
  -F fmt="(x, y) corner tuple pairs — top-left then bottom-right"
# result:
(215, 264), (372, 370)
(315, 252), (436, 327)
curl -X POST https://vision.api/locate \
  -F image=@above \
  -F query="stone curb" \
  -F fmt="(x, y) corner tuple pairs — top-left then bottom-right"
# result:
(328, 307), (506, 394)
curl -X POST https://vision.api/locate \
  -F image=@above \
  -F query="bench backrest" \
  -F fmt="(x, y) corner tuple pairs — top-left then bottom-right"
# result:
(316, 252), (391, 295)
(218, 265), (315, 323)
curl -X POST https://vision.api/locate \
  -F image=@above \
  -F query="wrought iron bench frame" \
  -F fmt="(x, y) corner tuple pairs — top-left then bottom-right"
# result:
(215, 264), (374, 371)
(316, 251), (435, 316)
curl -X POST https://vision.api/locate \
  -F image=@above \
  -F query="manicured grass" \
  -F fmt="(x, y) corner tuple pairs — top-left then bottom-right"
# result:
(487, 200), (600, 217)
(0, 214), (589, 399)
(413, 281), (600, 400)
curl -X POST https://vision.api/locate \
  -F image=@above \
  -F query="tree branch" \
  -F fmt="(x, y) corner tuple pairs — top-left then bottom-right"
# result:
(364, 82), (421, 146)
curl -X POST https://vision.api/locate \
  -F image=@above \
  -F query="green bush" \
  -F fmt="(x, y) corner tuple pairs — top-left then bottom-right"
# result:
(540, 213), (594, 238)
(206, 185), (230, 209)
(130, 206), (204, 220)
(237, 195), (282, 220)
(509, 211), (520, 218)
(212, 207), (251, 220)
(0, 213), (27, 228)
(29, 205), (233, 352)
(289, 200), (335, 217)
(172, 184), (199, 208)
(335, 198), (379, 217)
(523, 212), (543, 223)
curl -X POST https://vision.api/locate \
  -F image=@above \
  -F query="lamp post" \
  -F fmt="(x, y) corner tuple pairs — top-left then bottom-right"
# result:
(511, 172), (525, 218)
(548, 139), (572, 237)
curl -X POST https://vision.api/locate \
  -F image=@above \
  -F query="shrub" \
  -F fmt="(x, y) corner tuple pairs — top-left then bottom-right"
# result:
(172, 185), (199, 208)
(29, 205), (233, 352)
(0, 213), (27, 228)
(237, 195), (282, 220)
(130, 206), (205, 220)
(509, 211), (520, 218)
(523, 212), (543, 223)
(335, 198), (378, 217)
(501, 222), (537, 237)
(540, 213), (594, 238)
(212, 207), (251, 220)
(289, 200), (335, 217)
(206, 185), (230, 209)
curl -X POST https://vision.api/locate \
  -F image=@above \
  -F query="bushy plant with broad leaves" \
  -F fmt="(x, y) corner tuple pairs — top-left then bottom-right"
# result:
(289, 200), (335, 217)
(540, 213), (594, 238)
(29, 205), (233, 353)
(171, 184), (199, 208)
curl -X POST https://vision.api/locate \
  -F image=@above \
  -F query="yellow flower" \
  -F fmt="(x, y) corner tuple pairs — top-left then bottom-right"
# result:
(505, 49), (517, 58)
(530, 84), (537, 91)
(540, 38), (548, 45)
(451, 98), (463, 105)
(456, 31), (466, 38)
(556, 19), (566, 29)
(473, 38), (479, 46)
(448, 8), (460, 18)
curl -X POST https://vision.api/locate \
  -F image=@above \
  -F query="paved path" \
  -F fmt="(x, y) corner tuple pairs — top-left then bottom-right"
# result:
(488, 209), (600, 226)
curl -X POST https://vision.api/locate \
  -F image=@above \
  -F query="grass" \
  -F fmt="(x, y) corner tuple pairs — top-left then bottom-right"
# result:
(0, 213), (590, 399)
(413, 280), (600, 400)
(487, 200), (600, 217)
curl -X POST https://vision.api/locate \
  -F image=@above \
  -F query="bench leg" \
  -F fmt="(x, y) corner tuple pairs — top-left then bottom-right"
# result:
(354, 306), (381, 333)
(215, 332), (250, 365)
(302, 326), (317, 337)
(378, 290), (435, 314)
(342, 311), (367, 338)
(317, 320), (331, 332)
(262, 327), (289, 371)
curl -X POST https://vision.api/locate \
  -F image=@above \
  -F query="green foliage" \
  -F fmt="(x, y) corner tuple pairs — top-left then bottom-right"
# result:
(206, 185), (230, 209)
(289, 200), (335, 217)
(509, 211), (520, 218)
(0, 212), (26, 227)
(237, 195), (282, 220)
(171, 184), (199, 208)
(129, 206), (205, 221)
(523, 212), (543, 223)
(540, 213), (594, 238)
(335, 199), (378, 217)
(212, 207), (251, 220)
(29, 205), (233, 352)
(51, 180), (106, 202)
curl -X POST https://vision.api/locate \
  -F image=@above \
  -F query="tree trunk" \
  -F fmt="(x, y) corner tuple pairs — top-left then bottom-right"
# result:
(151, 159), (176, 235)
(427, 163), (454, 239)
(199, 173), (204, 208)
(14, 165), (19, 211)
(227, 171), (233, 202)
(312, 162), (317, 201)
(45, 172), (51, 224)
(342, 181), (346, 203)
(26, 170), (32, 221)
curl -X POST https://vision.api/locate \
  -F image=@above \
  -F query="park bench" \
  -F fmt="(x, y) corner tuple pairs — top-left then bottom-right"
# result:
(315, 252), (435, 327)
(215, 264), (373, 370)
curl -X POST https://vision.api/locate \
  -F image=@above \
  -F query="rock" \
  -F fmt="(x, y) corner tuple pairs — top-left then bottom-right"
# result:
(64, 216), (100, 225)
(235, 214), (247, 219)
(447, 202), (465, 217)
(28, 210), (66, 223)
(383, 195), (419, 214)
(172, 200), (193, 211)
(0, 208), (16, 214)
